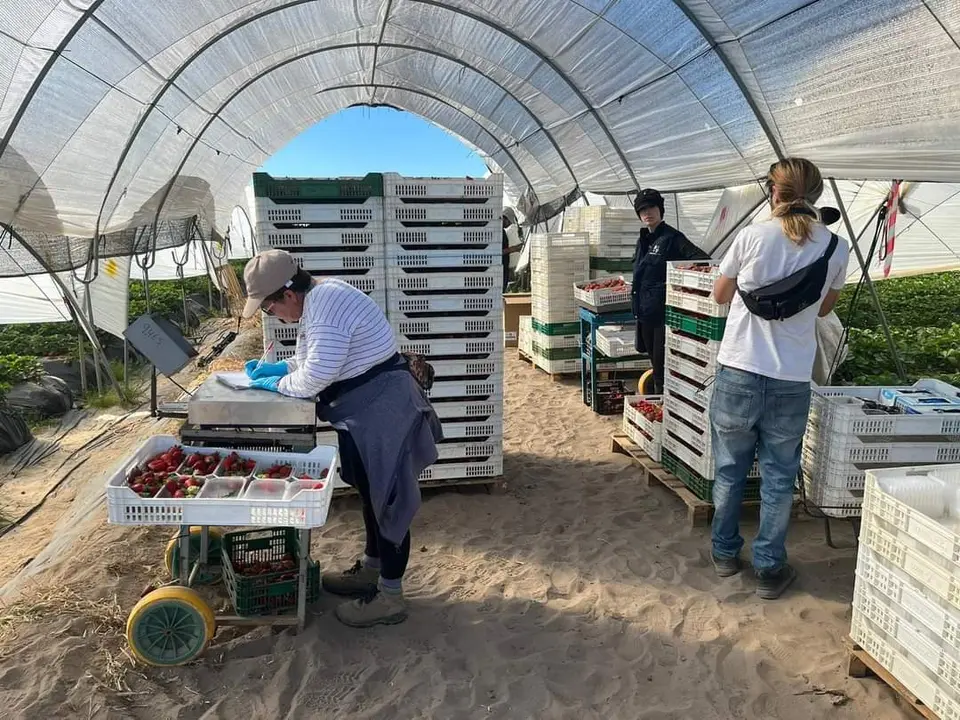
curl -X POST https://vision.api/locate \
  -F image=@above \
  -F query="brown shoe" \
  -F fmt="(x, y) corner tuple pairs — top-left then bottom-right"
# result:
(335, 588), (407, 628)
(321, 560), (379, 597)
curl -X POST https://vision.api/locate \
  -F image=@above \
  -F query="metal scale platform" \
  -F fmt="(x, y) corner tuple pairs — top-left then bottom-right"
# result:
(181, 374), (318, 452)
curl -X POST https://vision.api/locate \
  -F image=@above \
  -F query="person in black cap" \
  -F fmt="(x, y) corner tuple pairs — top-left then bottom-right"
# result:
(631, 189), (709, 393)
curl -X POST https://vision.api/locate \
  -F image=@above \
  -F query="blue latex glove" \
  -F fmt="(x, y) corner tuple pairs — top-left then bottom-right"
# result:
(250, 376), (282, 393)
(245, 359), (289, 380)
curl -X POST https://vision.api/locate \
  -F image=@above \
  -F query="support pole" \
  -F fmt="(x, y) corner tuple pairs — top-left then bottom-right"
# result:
(77, 330), (88, 395)
(829, 178), (906, 381)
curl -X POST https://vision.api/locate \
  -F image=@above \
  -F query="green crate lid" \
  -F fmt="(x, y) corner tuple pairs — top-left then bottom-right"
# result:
(590, 257), (633, 272)
(253, 172), (384, 200)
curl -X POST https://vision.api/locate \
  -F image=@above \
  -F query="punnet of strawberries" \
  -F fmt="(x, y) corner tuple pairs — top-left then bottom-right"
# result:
(218, 452), (257, 477)
(257, 463), (294, 480)
(182, 451), (221, 477)
(675, 263), (715, 273)
(126, 446), (206, 498)
(630, 399), (663, 423)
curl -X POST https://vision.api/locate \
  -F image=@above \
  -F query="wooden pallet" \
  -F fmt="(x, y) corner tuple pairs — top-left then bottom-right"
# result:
(517, 349), (578, 382)
(846, 637), (939, 720)
(611, 433), (765, 527)
(333, 475), (504, 498)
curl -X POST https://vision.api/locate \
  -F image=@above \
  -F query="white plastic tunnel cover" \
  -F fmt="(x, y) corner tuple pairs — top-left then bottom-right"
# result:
(0, 0), (958, 247)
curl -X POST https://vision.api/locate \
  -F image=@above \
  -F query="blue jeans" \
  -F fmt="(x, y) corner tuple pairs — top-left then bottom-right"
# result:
(709, 365), (810, 574)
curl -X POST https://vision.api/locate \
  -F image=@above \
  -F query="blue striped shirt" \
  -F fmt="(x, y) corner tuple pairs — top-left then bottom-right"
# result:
(278, 279), (397, 398)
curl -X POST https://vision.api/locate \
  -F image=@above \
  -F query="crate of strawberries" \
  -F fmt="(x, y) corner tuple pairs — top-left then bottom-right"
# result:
(574, 276), (632, 313)
(666, 261), (721, 293)
(221, 527), (321, 616)
(623, 395), (664, 462)
(104, 435), (338, 528)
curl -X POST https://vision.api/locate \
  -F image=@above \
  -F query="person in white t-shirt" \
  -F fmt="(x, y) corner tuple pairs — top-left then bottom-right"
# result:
(709, 157), (850, 599)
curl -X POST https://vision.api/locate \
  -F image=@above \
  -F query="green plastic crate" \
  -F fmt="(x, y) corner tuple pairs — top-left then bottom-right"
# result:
(253, 172), (384, 201)
(221, 527), (320, 616)
(660, 450), (761, 504)
(590, 257), (633, 272)
(532, 318), (580, 336)
(665, 306), (726, 342)
(531, 343), (580, 361)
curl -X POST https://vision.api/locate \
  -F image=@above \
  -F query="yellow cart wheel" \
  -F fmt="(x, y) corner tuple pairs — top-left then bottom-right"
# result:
(126, 586), (216, 666)
(638, 369), (655, 395)
(164, 527), (222, 584)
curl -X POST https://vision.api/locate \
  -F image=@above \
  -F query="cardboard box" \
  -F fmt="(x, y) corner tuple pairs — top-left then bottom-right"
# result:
(503, 293), (531, 347)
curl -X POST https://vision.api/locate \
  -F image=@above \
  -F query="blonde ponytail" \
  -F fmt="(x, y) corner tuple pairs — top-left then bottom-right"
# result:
(767, 158), (824, 246)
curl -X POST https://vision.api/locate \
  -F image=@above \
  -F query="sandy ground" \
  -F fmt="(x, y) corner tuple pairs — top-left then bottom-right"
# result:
(0, 351), (918, 720)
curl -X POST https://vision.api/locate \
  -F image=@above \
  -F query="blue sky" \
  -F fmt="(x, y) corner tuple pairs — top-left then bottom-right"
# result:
(259, 107), (488, 178)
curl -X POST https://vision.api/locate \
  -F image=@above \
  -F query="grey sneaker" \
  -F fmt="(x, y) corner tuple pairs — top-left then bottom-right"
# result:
(335, 588), (408, 628)
(321, 560), (379, 596)
(712, 554), (742, 578)
(756, 564), (797, 600)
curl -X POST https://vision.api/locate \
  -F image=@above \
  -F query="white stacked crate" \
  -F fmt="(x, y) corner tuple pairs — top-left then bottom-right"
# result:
(383, 174), (504, 483)
(254, 175), (388, 366)
(852, 466), (960, 718)
(660, 261), (733, 481)
(622, 394), (663, 462)
(802, 379), (960, 518)
(564, 206), (640, 279)
(529, 232), (590, 374)
(518, 315), (534, 358)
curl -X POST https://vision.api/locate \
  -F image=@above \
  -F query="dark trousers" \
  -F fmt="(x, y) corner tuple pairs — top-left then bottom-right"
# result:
(639, 322), (666, 394)
(337, 430), (411, 581)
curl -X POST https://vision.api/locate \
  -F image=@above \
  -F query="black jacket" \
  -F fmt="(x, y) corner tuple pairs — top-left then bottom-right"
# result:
(631, 222), (709, 322)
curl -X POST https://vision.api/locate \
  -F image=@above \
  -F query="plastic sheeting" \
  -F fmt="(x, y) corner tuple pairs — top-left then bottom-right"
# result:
(0, 0), (959, 241)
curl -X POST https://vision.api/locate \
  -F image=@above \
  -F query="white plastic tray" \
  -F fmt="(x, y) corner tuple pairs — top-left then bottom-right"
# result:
(622, 416), (661, 462)
(664, 374), (712, 411)
(384, 174), (503, 200)
(435, 441), (503, 462)
(857, 545), (960, 652)
(438, 418), (504, 440)
(388, 268), (502, 293)
(258, 197), (383, 225)
(396, 337), (500, 358)
(850, 611), (960, 720)
(419, 457), (504, 482)
(385, 200), (500, 225)
(427, 379), (502, 401)
(861, 511), (960, 614)
(385, 225), (499, 249)
(666, 286), (729, 318)
(427, 398), (502, 421)
(663, 406), (711, 454)
(664, 392), (709, 435)
(664, 347), (714, 387)
(534, 356), (581, 375)
(864, 469), (960, 571)
(388, 294), (501, 315)
(573, 279), (632, 309)
(291, 248), (383, 272)
(104, 436), (337, 528)
(810, 382), (960, 437)
(428, 359), (502, 379)
(393, 316), (502, 338)
(386, 249), (499, 270)
(665, 326), (721, 365)
(666, 261), (721, 292)
(259, 226), (382, 250)
(530, 331), (579, 350)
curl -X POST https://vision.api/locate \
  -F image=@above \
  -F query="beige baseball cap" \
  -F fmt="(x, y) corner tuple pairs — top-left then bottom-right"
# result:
(241, 249), (298, 318)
